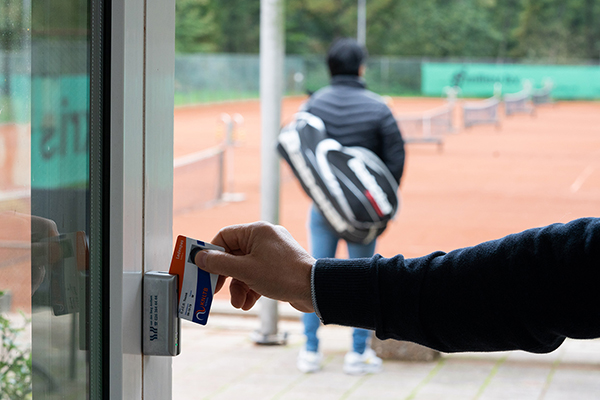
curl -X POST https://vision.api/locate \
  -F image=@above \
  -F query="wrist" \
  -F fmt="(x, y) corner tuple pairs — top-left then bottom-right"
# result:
(311, 261), (323, 321)
(289, 256), (316, 313)
(312, 257), (378, 329)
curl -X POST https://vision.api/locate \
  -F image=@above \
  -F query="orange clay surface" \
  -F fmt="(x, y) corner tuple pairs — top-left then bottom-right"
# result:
(2, 97), (599, 311)
(173, 97), (600, 301)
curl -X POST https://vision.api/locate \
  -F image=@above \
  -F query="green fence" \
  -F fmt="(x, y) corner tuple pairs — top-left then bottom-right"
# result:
(3, 52), (600, 122)
(422, 62), (600, 99)
(174, 54), (423, 104)
(173, 54), (600, 105)
(174, 54), (308, 105)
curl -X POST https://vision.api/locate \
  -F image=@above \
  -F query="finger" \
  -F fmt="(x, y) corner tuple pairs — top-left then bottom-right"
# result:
(209, 224), (250, 254)
(31, 241), (62, 266)
(31, 215), (59, 240)
(195, 249), (252, 283)
(241, 290), (261, 311)
(229, 279), (257, 309)
(210, 221), (275, 255)
(214, 275), (227, 294)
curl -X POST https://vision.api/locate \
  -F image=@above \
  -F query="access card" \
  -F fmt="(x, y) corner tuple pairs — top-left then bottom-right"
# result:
(169, 235), (223, 325)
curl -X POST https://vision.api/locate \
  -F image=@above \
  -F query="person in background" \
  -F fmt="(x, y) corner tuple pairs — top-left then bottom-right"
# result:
(295, 37), (405, 375)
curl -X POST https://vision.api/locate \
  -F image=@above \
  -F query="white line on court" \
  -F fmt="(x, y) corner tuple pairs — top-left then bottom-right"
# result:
(570, 165), (595, 193)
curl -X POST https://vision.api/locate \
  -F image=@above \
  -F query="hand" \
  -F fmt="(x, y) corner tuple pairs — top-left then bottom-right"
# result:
(31, 214), (61, 293)
(194, 221), (315, 313)
(1, 212), (60, 293)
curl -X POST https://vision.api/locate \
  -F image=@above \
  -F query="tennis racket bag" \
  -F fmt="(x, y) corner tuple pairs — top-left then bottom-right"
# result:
(277, 112), (400, 244)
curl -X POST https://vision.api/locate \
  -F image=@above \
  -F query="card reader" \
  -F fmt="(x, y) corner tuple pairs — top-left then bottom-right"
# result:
(143, 271), (181, 356)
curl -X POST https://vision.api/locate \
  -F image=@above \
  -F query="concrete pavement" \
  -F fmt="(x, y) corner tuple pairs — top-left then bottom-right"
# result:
(173, 302), (600, 400)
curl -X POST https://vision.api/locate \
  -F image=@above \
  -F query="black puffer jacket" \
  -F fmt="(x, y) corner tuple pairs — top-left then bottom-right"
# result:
(303, 75), (405, 184)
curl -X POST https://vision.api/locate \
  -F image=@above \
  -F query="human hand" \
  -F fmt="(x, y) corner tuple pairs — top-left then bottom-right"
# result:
(0, 212), (60, 293)
(194, 221), (315, 313)
(31, 214), (60, 260)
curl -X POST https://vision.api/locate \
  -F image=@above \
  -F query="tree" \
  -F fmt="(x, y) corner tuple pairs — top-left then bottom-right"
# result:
(171, 0), (600, 61)
(175, 0), (219, 53)
(286, 0), (358, 54)
(212, 0), (260, 53)
(514, 0), (599, 61)
(1, 0), (27, 98)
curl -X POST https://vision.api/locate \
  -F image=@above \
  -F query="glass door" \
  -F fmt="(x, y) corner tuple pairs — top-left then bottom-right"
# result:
(1, 0), (175, 398)
(1, 0), (96, 398)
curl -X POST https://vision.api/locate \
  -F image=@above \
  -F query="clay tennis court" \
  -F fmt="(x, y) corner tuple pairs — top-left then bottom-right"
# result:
(0, 97), (598, 310)
(173, 97), (600, 301)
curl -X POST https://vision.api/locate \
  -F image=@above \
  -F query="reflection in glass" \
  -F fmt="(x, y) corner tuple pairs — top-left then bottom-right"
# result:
(1, 1), (34, 398)
(1, 0), (91, 398)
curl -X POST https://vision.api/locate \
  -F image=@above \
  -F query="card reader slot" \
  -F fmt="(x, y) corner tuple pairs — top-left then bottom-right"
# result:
(143, 271), (181, 356)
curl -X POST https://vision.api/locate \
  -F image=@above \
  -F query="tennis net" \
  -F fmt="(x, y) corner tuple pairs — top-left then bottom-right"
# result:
(462, 97), (500, 128)
(504, 90), (534, 116)
(396, 103), (455, 147)
(173, 146), (225, 215)
(532, 80), (554, 105)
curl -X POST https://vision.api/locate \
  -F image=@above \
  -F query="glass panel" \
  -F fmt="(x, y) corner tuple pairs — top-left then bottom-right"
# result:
(0, 0), (93, 398)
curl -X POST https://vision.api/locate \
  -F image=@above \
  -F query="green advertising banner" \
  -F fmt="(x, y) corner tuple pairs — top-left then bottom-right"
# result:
(422, 63), (600, 99)
(0, 75), (30, 124)
(31, 75), (89, 189)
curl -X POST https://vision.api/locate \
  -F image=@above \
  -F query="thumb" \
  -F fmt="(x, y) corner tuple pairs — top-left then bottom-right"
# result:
(195, 249), (242, 279)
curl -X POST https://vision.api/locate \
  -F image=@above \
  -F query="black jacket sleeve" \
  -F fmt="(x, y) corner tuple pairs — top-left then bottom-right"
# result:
(313, 217), (600, 353)
(378, 106), (405, 184)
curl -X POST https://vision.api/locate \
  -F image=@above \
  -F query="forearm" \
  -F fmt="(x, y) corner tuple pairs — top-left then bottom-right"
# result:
(314, 218), (600, 353)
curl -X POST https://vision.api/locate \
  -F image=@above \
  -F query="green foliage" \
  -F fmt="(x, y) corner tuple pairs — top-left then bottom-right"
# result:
(367, 0), (502, 57)
(1, 0), (28, 102)
(513, 0), (600, 61)
(31, 0), (88, 37)
(286, 0), (358, 54)
(176, 0), (219, 53)
(175, 0), (260, 54)
(172, 0), (600, 61)
(213, 0), (260, 53)
(0, 311), (32, 400)
(3, 0), (600, 60)
(0, 1), (27, 51)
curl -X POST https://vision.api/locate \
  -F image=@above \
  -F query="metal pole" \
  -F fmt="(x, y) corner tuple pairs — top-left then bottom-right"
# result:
(220, 113), (233, 198)
(221, 113), (246, 202)
(357, 0), (366, 46)
(251, 0), (287, 345)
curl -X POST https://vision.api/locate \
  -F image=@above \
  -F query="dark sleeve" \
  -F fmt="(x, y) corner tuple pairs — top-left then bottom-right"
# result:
(313, 217), (600, 353)
(378, 106), (405, 184)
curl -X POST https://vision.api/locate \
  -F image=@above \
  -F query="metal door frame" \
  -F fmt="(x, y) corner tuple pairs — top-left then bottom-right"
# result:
(108, 0), (175, 398)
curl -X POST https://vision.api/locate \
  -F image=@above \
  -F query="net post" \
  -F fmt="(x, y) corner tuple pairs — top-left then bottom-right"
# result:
(217, 148), (225, 201)
(221, 114), (246, 202)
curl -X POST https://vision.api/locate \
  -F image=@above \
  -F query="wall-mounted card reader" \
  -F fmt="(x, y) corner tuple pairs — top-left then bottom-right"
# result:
(143, 271), (181, 356)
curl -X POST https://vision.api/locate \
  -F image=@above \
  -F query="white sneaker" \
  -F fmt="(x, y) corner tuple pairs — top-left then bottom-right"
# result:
(343, 348), (383, 375)
(297, 349), (323, 373)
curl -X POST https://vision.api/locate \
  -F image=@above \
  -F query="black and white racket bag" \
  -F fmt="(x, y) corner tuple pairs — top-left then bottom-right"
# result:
(277, 112), (400, 244)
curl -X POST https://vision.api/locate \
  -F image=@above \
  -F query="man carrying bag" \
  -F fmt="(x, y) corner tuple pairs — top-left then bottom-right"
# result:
(278, 38), (405, 375)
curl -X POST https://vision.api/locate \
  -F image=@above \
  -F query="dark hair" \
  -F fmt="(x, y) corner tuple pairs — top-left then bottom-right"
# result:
(327, 38), (367, 77)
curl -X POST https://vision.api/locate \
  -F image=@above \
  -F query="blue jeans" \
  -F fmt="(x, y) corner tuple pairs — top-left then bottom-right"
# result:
(303, 206), (376, 354)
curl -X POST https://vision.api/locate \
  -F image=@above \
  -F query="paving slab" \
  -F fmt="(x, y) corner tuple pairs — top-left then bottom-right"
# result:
(173, 313), (600, 400)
